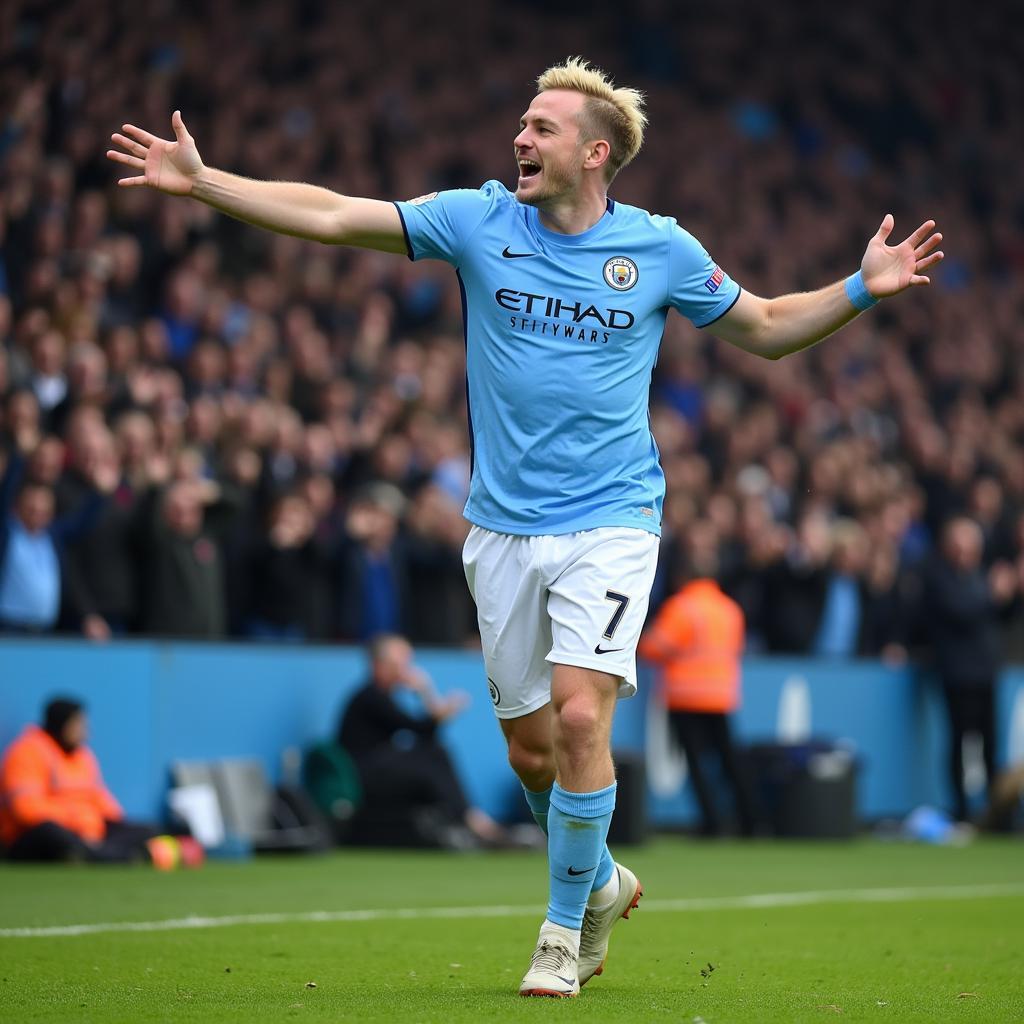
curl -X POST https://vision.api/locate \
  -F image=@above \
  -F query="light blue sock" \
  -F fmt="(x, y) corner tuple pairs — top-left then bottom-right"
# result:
(545, 781), (616, 929)
(523, 783), (615, 891)
(522, 784), (553, 833)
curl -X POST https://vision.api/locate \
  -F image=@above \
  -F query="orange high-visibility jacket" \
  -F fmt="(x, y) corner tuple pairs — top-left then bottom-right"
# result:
(0, 725), (122, 846)
(639, 579), (745, 713)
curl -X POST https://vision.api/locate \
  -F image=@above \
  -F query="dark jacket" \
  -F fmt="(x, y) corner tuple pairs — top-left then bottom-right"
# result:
(762, 558), (829, 654)
(337, 681), (437, 766)
(57, 471), (144, 629)
(140, 486), (242, 638)
(404, 532), (475, 646)
(923, 557), (1002, 685)
(334, 538), (411, 642)
(244, 535), (332, 638)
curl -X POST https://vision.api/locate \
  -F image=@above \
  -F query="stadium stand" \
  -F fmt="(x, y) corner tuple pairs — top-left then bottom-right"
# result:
(1, 0), (1022, 661)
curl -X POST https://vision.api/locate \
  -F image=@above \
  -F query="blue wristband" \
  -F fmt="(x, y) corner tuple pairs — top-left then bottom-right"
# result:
(844, 270), (878, 312)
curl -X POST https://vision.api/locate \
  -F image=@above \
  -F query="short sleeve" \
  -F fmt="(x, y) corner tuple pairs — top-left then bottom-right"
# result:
(668, 225), (742, 328)
(393, 184), (498, 266)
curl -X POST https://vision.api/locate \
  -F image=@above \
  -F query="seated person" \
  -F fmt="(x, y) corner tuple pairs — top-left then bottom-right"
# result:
(337, 633), (504, 846)
(0, 697), (165, 863)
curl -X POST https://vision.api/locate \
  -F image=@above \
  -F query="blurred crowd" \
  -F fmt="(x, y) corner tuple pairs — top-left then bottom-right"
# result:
(1, 0), (1022, 659)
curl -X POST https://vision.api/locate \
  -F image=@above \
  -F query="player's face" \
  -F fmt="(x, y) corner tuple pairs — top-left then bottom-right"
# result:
(514, 90), (588, 206)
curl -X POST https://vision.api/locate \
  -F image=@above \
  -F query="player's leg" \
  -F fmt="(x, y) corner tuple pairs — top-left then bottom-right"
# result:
(501, 703), (611, 862)
(500, 702), (584, 998)
(545, 663), (620, 920)
(463, 524), (566, 830)
(500, 703), (618, 918)
(500, 703), (556, 835)
(501, 702), (554, 792)
(463, 527), (583, 995)
(539, 527), (658, 988)
(464, 525), (647, 996)
(516, 664), (619, 997)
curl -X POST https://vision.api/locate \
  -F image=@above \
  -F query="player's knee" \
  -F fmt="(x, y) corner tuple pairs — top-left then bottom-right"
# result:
(555, 696), (602, 750)
(507, 738), (554, 785)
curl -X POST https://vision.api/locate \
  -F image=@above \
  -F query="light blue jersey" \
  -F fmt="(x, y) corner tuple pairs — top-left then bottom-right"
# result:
(394, 180), (741, 537)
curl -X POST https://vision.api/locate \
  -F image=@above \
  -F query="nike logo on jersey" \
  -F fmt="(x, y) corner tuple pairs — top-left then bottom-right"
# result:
(567, 865), (596, 876)
(594, 644), (625, 655)
(501, 246), (537, 259)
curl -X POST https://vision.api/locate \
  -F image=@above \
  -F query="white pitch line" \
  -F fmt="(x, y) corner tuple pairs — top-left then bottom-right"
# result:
(2, 883), (1022, 940)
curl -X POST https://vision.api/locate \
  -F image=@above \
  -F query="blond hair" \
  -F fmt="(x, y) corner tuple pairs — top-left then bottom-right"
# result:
(536, 57), (647, 182)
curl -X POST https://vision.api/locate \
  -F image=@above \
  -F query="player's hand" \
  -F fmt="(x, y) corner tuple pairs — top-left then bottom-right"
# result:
(860, 215), (944, 298)
(107, 111), (204, 196)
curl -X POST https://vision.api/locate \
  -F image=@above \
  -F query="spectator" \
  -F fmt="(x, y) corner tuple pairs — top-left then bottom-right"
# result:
(139, 479), (239, 637)
(48, 341), (109, 437)
(0, 0), (1020, 655)
(720, 497), (789, 653)
(57, 424), (142, 638)
(0, 698), (160, 862)
(923, 518), (1018, 821)
(859, 542), (912, 663)
(335, 483), (409, 642)
(336, 634), (504, 846)
(25, 434), (66, 487)
(763, 511), (832, 654)
(29, 330), (67, 425)
(243, 491), (329, 641)
(3, 389), (42, 456)
(1003, 514), (1024, 664)
(403, 482), (475, 646)
(813, 519), (869, 658)
(0, 442), (115, 634)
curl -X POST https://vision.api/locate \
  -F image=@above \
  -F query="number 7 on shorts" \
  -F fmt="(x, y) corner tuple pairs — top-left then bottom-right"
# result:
(602, 590), (630, 640)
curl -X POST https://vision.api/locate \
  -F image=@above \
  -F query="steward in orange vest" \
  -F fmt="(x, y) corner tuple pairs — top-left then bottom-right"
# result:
(0, 708), (121, 848)
(640, 566), (757, 837)
(639, 579), (744, 713)
(0, 698), (163, 862)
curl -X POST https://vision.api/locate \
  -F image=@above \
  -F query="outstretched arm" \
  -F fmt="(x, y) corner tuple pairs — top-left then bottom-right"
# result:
(711, 215), (944, 360)
(107, 111), (406, 252)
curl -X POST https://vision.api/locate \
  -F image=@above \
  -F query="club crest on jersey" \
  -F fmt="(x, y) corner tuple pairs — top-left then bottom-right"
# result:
(407, 191), (438, 206)
(603, 256), (639, 292)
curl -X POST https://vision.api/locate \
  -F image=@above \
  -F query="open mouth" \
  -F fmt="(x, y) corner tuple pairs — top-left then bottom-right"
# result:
(517, 158), (541, 180)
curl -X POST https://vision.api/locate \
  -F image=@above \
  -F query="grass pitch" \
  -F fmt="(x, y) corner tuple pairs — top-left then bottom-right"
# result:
(1, 837), (1022, 1023)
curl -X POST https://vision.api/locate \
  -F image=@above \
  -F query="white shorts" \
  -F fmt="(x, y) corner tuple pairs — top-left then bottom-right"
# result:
(462, 525), (660, 719)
